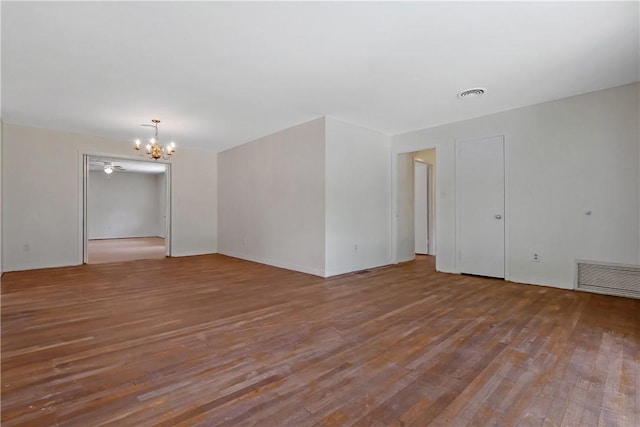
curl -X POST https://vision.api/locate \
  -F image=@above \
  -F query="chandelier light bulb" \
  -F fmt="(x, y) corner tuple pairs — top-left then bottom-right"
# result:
(104, 166), (113, 174)
(134, 119), (177, 160)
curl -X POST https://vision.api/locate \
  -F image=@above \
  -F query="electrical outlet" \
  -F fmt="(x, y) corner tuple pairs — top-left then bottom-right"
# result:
(533, 253), (540, 262)
(23, 244), (30, 252)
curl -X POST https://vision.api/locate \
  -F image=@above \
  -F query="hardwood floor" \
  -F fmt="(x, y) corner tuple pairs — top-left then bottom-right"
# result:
(87, 237), (166, 264)
(1, 255), (638, 426)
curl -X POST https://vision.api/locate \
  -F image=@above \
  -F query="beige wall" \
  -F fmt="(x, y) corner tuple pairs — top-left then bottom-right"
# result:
(217, 118), (326, 276)
(415, 149), (435, 165)
(1, 123), (217, 271)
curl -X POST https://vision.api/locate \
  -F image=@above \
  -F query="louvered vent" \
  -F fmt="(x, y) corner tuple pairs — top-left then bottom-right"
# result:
(576, 261), (640, 299)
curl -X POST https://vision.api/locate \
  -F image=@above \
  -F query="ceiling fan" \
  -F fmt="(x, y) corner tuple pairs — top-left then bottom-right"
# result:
(90, 160), (126, 174)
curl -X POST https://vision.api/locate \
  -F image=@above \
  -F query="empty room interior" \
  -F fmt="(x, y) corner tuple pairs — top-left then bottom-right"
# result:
(86, 156), (169, 264)
(1, 2), (638, 426)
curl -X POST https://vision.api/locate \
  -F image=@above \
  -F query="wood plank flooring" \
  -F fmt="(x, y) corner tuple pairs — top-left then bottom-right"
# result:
(87, 237), (166, 264)
(1, 255), (639, 426)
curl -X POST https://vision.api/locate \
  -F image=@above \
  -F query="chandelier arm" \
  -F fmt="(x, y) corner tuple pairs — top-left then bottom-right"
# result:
(135, 119), (175, 161)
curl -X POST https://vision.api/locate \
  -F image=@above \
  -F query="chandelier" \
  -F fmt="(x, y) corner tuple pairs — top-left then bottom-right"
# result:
(134, 119), (176, 160)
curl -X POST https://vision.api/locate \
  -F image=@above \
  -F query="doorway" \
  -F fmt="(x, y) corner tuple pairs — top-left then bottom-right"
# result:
(395, 149), (437, 264)
(83, 155), (171, 264)
(414, 149), (435, 256)
(415, 160), (429, 254)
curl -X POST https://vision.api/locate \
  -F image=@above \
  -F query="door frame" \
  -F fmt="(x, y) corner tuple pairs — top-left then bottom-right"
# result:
(79, 152), (173, 264)
(454, 134), (510, 279)
(390, 147), (438, 264)
(390, 135), (510, 280)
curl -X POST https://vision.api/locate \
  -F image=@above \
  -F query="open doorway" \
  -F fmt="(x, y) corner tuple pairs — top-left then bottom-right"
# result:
(84, 155), (171, 264)
(394, 148), (437, 265)
(414, 149), (435, 256)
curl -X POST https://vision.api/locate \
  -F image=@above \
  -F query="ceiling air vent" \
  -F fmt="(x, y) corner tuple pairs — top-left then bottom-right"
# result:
(458, 88), (485, 99)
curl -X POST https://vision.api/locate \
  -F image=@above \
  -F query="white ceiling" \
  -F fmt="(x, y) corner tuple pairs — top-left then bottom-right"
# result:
(2, 2), (638, 153)
(89, 157), (167, 175)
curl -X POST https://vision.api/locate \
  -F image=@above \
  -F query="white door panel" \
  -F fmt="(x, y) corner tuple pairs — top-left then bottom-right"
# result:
(396, 153), (415, 262)
(456, 136), (505, 278)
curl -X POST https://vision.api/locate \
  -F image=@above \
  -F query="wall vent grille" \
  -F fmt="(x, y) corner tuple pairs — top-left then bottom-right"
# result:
(576, 261), (640, 299)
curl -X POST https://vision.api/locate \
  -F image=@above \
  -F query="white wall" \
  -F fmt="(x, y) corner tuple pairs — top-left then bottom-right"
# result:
(87, 171), (163, 239)
(1, 123), (217, 271)
(218, 117), (392, 277)
(217, 118), (326, 276)
(392, 82), (640, 289)
(324, 118), (391, 276)
(0, 119), (3, 274)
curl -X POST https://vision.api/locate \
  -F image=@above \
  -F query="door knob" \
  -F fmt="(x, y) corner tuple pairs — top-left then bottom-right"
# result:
(495, 214), (502, 219)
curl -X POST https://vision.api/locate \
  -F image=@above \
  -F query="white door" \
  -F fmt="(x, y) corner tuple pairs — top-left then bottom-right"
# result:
(456, 136), (505, 278)
(414, 161), (429, 254)
(396, 153), (415, 263)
